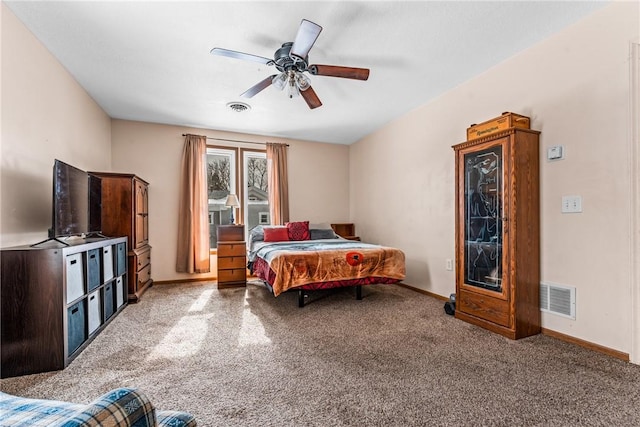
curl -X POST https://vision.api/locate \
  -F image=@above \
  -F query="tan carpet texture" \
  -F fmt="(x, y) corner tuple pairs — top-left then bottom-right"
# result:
(2, 281), (640, 426)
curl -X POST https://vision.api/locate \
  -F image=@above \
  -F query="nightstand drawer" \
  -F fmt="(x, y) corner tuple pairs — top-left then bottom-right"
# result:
(218, 256), (246, 270)
(218, 268), (246, 283)
(218, 243), (246, 257)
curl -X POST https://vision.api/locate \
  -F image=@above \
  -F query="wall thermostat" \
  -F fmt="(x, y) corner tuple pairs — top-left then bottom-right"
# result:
(547, 145), (564, 160)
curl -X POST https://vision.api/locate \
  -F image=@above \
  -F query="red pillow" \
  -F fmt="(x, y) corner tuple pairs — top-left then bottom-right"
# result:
(263, 227), (290, 242)
(286, 221), (310, 241)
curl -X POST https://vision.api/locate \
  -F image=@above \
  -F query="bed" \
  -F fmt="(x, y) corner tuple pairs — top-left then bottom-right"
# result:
(247, 223), (406, 307)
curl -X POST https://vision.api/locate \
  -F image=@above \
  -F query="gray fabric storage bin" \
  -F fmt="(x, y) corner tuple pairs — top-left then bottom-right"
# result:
(116, 276), (125, 309)
(66, 253), (84, 303)
(102, 245), (114, 282)
(87, 290), (102, 335)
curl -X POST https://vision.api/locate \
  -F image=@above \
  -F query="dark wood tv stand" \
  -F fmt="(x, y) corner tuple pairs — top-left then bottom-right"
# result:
(1, 236), (128, 378)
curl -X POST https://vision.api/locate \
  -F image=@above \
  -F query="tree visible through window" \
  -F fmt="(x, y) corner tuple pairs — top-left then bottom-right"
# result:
(244, 151), (269, 237)
(207, 156), (230, 193)
(247, 157), (267, 192)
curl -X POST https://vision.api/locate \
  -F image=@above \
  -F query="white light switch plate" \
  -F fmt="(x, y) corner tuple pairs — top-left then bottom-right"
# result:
(446, 259), (453, 271)
(562, 195), (583, 213)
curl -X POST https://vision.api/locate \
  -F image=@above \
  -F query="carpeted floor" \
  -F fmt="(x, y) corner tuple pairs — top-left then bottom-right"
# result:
(2, 281), (640, 426)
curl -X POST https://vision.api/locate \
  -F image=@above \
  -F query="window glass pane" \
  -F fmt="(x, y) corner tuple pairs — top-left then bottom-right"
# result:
(207, 148), (236, 248)
(463, 144), (503, 292)
(243, 151), (269, 239)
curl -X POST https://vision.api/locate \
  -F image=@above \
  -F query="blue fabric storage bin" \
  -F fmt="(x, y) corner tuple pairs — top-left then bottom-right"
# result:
(115, 242), (126, 277)
(67, 299), (86, 355)
(87, 249), (101, 291)
(103, 282), (114, 321)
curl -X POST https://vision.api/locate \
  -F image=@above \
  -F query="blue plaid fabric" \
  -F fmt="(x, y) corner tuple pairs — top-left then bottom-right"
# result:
(0, 388), (196, 427)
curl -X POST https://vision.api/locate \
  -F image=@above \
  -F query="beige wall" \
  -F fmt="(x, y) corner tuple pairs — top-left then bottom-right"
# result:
(1, 4), (112, 248)
(350, 2), (639, 353)
(3, 0), (638, 356)
(110, 120), (350, 282)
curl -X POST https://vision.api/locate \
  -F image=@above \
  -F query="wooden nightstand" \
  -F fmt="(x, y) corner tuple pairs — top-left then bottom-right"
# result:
(216, 225), (246, 288)
(331, 223), (361, 241)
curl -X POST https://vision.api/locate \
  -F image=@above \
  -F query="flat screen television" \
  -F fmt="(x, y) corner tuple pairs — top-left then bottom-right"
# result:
(50, 159), (102, 238)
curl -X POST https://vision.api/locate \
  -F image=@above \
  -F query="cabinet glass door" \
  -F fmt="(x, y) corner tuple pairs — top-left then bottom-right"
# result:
(464, 144), (503, 292)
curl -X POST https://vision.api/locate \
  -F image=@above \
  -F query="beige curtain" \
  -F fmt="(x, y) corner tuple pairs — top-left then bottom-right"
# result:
(266, 142), (289, 225)
(176, 134), (211, 273)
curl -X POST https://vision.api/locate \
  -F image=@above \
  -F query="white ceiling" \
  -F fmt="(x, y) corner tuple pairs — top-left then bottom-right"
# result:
(5, 1), (607, 145)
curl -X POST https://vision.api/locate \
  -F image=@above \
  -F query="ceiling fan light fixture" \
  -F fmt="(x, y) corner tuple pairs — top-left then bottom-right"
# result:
(295, 72), (311, 91)
(272, 72), (287, 91)
(287, 78), (300, 98)
(226, 102), (251, 113)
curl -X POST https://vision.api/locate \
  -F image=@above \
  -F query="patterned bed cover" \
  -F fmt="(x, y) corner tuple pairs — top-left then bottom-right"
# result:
(249, 239), (406, 296)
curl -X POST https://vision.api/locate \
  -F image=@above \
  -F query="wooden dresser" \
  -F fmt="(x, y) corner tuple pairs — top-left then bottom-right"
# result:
(217, 225), (246, 288)
(90, 172), (152, 303)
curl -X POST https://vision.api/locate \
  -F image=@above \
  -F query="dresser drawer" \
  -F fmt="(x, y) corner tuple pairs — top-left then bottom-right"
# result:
(137, 264), (151, 287)
(218, 243), (246, 257)
(137, 247), (151, 269)
(218, 268), (246, 283)
(218, 256), (246, 270)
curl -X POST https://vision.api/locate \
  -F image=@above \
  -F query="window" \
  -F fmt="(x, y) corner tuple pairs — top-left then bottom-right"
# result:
(243, 151), (269, 237)
(206, 147), (236, 248)
(206, 147), (268, 248)
(258, 212), (270, 225)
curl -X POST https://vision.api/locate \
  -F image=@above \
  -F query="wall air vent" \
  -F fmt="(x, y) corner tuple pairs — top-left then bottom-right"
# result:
(540, 282), (576, 319)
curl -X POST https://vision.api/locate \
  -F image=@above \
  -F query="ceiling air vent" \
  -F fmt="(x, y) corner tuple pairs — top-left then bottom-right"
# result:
(226, 102), (251, 113)
(540, 282), (576, 319)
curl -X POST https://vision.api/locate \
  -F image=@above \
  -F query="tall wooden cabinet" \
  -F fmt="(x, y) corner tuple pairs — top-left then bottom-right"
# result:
(452, 127), (540, 339)
(90, 172), (152, 302)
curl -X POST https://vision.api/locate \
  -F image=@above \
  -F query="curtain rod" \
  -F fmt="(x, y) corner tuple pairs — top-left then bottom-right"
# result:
(181, 134), (289, 147)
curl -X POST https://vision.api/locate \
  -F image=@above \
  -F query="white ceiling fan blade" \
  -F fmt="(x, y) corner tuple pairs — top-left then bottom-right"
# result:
(240, 75), (277, 98)
(290, 19), (322, 59)
(210, 48), (274, 66)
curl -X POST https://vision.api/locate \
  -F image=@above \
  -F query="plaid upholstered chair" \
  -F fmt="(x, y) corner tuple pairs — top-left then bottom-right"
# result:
(0, 387), (196, 426)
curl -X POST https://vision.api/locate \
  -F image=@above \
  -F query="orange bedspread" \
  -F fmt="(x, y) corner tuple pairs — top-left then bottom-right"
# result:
(255, 241), (406, 296)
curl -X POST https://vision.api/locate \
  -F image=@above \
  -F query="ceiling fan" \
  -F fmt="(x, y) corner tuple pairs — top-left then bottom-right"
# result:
(211, 19), (370, 109)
